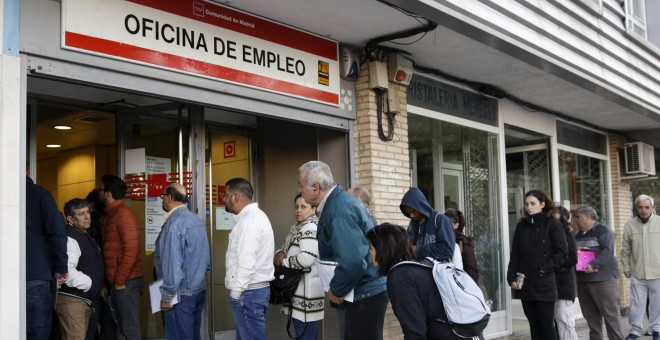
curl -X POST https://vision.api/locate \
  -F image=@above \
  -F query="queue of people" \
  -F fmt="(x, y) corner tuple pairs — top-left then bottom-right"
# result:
(27, 164), (658, 340)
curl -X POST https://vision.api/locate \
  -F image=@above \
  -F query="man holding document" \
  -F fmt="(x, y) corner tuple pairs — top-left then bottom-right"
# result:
(573, 205), (625, 340)
(298, 161), (388, 340)
(154, 183), (210, 340)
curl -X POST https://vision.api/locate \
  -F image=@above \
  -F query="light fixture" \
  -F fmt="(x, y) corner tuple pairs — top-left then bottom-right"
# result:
(54, 125), (72, 130)
(46, 144), (61, 148)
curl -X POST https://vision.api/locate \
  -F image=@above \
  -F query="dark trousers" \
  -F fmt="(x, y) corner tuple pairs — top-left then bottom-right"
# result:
(577, 279), (624, 340)
(344, 291), (389, 340)
(521, 300), (557, 340)
(27, 280), (53, 340)
(110, 277), (143, 340)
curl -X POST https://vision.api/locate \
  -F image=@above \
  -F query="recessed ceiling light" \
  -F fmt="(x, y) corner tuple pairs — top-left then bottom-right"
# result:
(46, 144), (61, 148)
(54, 125), (72, 130)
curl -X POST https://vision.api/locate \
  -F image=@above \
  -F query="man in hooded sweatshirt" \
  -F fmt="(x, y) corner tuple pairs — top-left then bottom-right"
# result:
(399, 187), (455, 261)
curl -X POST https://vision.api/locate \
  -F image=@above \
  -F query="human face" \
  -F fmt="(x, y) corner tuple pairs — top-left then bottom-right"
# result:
(160, 191), (171, 212)
(403, 206), (424, 221)
(637, 199), (653, 219)
(294, 196), (315, 222)
(574, 213), (594, 232)
(297, 172), (320, 206)
(524, 196), (545, 215)
(224, 189), (236, 214)
(67, 207), (91, 230)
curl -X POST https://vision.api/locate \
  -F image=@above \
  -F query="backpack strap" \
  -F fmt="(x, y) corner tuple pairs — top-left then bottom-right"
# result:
(389, 259), (433, 273)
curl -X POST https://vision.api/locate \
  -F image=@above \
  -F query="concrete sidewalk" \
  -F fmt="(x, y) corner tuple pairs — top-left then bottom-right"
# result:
(493, 315), (651, 340)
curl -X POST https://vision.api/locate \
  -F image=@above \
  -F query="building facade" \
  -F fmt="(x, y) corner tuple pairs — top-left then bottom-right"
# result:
(1, 0), (659, 339)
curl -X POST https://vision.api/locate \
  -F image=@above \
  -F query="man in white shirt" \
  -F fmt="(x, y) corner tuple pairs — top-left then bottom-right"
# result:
(224, 177), (275, 340)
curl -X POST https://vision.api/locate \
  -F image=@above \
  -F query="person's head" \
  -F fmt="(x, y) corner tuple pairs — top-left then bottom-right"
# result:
(161, 183), (187, 212)
(294, 193), (316, 222)
(224, 178), (253, 214)
(85, 188), (105, 213)
(298, 161), (335, 206)
(347, 186), (371, 209)
(402, 206), (424, 222)
(99, 174), (127, 204)
(573, 205), (599, 232)
(367, 223), (412, 275)
(555, 206), (573, 233)
(524, 190), (555, 216)
(445, 208), (465, 233)
(64, 198), (91, 231)
(635, 194), (655, 220)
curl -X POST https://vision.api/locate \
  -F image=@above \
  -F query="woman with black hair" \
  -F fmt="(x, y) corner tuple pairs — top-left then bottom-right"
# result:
(445, 209), (479, 283)
(367, 223), (478, 339)
(507, 190), (568, 340)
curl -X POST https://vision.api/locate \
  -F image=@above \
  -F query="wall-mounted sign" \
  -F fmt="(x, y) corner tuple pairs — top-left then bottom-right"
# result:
(62, 0), (339, 106)
(556, 120), (606, 155)
(407, 75), (499, 127)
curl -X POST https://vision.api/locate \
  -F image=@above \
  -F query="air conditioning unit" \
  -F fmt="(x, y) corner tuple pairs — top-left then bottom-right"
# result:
(624, 142), (656, 175)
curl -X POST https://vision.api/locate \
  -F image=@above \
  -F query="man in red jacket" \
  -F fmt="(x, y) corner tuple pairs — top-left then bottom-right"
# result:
(99, 174), (144, 340)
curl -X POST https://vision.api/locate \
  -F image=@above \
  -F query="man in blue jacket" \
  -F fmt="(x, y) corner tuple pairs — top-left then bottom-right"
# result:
(26, 176), (69, 339)
(399, 187), (455, 261)
(298, 161), (388, 340)
(154, 183), (210, 340)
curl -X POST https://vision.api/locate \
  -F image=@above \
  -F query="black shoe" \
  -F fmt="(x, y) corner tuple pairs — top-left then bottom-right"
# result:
(652, 331), (659, 340)
(625, 334), (639, 340)
(646, 329), (653, 336)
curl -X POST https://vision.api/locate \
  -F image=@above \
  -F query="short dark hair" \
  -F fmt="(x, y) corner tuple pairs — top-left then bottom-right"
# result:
(367, 223), (412, 276)
(225, 178), (253, 200)
(64, 198), (89, 217)
(101, 174), (127, 200)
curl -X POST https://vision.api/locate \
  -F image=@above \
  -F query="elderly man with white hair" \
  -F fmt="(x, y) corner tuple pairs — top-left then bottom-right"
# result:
(622, 195), (660, 340)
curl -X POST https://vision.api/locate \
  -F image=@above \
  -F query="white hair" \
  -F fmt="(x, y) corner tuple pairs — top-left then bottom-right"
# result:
(299, 161), (335, 190)
(635, 194), (655, 207)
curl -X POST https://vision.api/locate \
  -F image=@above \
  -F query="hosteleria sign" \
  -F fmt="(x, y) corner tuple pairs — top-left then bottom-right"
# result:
(62, 0), (340, 106)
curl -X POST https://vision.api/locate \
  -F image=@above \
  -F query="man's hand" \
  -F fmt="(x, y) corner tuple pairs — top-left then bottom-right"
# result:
(274, 251), (286, 267)
(55, 272), (69, 285)
(584, 264), (595, 273)
(328, 288), (344, 304)
(115, 284), (126, 290)
(624, 271), (632, 278)
(161, 300), (173, 312)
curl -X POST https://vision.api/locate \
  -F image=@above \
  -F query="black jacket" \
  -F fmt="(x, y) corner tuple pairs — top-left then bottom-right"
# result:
(555, 227), (577, 301)
(59, 224), (105, 306)
(387, 258), (468, 340)
(507, 213), (568, 301)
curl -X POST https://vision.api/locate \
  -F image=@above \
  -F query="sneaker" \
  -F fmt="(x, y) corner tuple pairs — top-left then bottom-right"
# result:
(625, 334), (639, 340)
(652, 331), (659, 340)
(645, 329), (653, 336)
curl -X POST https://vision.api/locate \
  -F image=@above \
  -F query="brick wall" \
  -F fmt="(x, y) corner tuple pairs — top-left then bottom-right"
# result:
(353, 59), (411, 339)
(608, 133), (632, 311)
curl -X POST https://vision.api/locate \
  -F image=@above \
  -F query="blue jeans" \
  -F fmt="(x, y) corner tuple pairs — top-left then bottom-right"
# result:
(229, 287), (269, 340)
(293, 318), (319, 340)
(27, 280), (53, 340)
(164, 290), (206, 340)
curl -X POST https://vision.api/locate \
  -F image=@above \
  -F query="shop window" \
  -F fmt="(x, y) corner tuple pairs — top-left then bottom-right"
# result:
(408, 114), (504, 311)
(558, 150), (610, 224)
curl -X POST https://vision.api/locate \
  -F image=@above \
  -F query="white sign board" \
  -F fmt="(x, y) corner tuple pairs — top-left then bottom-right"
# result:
(145, 156), (171, 253)
(62, 0), (339, 106)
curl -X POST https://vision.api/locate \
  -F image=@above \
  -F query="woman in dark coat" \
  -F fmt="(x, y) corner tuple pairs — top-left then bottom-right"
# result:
(507, 190), (568, 340)
(445, 209), (479, 283)
(367, 223), (480, 340)
(554, 206), (578, 340)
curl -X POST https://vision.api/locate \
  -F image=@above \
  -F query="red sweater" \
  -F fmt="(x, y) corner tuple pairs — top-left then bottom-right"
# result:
(101, 200), (144, 285)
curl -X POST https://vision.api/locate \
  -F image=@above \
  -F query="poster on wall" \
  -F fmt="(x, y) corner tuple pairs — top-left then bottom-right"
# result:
(62, 0), (340, 106)
(145, 156), (172, 254)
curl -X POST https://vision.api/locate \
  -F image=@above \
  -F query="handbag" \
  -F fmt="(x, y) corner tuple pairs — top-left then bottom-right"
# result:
(269, 266), (306, 305)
